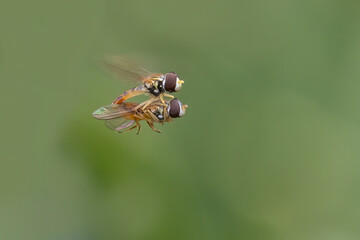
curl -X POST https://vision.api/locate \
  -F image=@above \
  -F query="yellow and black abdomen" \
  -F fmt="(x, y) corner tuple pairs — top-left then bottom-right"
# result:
(113, 85), (147, 104)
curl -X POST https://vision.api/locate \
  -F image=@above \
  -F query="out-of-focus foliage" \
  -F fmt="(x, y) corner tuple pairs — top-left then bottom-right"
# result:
(1, 0), (360, 239)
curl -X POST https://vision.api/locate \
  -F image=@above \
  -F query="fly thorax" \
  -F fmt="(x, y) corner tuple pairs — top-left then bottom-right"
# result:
(146, 79), (165, 96)
(153, 106), (165, 121)
(144, 82), (152, 89)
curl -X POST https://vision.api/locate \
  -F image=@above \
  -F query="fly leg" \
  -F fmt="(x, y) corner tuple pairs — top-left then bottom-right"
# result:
(160, 94), (166, 105)
(144, 110), (159, 122)
(141, 98), (157, 111)
(163, 93), (175, 99)
(134, 100), (147, 112)
(134, 99), (155, 112)
(157, 95), (167, 116)
(162, 105), (172, 122)
(118, 125), (137, 134)
(135, 121), (142, 135)
(131, 114), (142, 135)
(160, 93), (173, 107)
(147, 121), (162, 133)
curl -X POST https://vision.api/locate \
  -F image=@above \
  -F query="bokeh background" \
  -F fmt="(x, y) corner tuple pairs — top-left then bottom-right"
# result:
(1, 0), (360, 239)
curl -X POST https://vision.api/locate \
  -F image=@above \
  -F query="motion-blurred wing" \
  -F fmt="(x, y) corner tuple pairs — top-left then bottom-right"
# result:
(92, 103), (136, 120)
(101, 56), (151, 82)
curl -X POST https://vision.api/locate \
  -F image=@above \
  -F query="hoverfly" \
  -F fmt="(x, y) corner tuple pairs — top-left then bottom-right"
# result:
(92, 99), (188, 134)
(101, 56), (184, 111)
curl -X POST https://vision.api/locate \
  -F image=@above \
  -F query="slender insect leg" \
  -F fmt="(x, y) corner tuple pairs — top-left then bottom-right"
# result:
(163, 93), (175, 99)
(160, 94), (166, 105)
(163, 105), (169, 119)
(135, 99), (153, 112)
(162, 105), (172, 122)
(141, 98), (157, 111)
(147, 121), (162, 133)
(135, 121), (142, 135)
(118, 125), (137, 134)
(134, 101), (146, 112)
(144, 110), (159, 122)
(134, 113), (142, 119)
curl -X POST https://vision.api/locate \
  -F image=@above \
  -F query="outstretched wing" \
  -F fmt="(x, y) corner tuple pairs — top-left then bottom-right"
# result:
(92, 103), (137, 120)
(101, 55), (152, 83)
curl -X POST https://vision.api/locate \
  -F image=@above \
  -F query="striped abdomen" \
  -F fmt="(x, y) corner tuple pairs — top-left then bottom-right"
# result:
(113, 85), (147, 104)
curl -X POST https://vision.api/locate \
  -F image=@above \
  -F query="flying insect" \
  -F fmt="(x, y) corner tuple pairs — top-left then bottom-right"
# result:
(102, 56), (184, 110)
(92, 98), (188, 134)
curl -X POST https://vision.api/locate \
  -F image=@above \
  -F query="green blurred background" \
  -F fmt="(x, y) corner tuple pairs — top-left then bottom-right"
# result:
(1, 0), (360, 239)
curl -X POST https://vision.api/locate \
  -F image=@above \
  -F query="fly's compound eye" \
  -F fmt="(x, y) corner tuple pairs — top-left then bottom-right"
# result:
(163, 72), (184, 92)
(167, 98), (187, 118)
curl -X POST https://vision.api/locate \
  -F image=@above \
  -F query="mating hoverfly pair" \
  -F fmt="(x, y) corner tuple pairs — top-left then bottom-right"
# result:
(92, 56), (188, 134)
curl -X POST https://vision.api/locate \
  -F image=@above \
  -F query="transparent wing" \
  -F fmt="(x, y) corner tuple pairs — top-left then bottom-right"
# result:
(92, 103), (136, 120)
(105, 119), (135, 131)
(101, 55), (152, 83)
